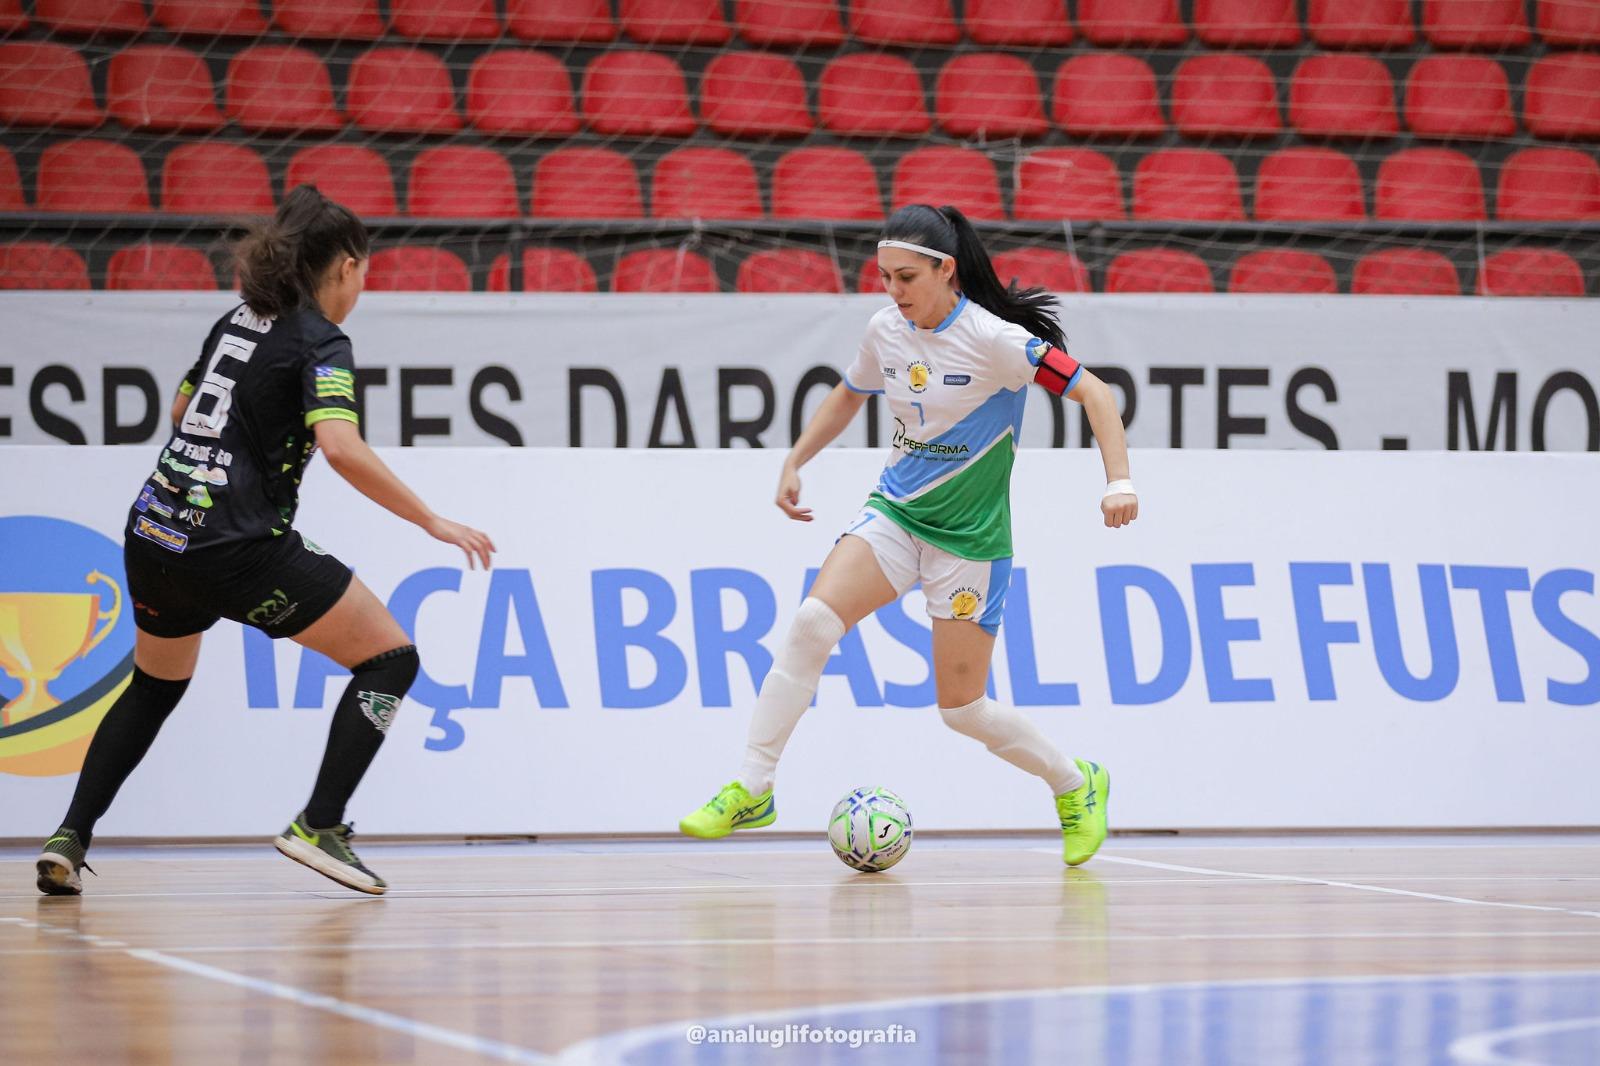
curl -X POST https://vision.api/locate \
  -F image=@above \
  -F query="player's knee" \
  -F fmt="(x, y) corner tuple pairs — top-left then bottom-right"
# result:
(779, 597), (846, 676)
(353, 643), (420, 695)
(129, 667), (190, 718)
(938, 696), (989, 738)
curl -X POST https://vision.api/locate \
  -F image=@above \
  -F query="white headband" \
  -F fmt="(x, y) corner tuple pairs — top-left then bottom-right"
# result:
(878, 239), (952, 261)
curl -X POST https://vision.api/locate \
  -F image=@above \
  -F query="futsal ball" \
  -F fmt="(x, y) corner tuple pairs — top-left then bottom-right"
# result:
(828, 787), (913, 872)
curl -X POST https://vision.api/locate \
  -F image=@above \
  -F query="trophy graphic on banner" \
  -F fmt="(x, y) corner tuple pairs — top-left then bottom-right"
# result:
(0, 571), (123, 727)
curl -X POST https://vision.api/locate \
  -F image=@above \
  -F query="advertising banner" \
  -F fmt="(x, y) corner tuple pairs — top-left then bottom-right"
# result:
(2, 445), (1597, 837)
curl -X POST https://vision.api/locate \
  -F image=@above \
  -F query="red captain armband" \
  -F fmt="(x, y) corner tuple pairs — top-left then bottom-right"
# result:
(1030, 342), (1083, 396)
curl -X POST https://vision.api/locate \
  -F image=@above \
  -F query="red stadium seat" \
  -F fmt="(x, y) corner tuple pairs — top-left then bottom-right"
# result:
(0, 43), (102, 129)
(348, 48), (462, 135)
(151, 0), (266, 35)
(0, 243), (89, 289)
(107, 243), (218, 290)
(37, 140), (149, 212)
(1172, 55), (1282, 139)
(1306, 0), (1414, 47)
(1352, 248), (1462, 294)
(991, 248), (1091, 293)
(1106, 249), (1214, 293)
(1375, 148), (1486, 220)
(1289, 54), (1399, 138)
(1229, 249), (1338, 293)
(891, 147), (1004, 221)
(771, 147), (881, 220)
(1525, 53), (1600, 140)
(0, 0), (24, 32)
(1422, 0), (1530, 49)
(108, 46), (222, 134)
(1133, 150), (1244, 220)
(390, 0), (501, 40)
(613, 249), (719, 292)
(1078, 0), (1186, 44)
(487, 247), (598, 292)
(467, 50), (580, 137)
(937, 54), (1048, 139)
(621, 0), (730, 43)
(1406, 56), (1515, 139)
(737, 249), (842, 293)
(733, 0), (844, 45)
(965, 0), (1072, 44)
(273, 0), (383, 39)
(1477, 249), (1585, 296)
(1014, 148), (1124, 220)
(1253, 147), (1365, 220)
(850, 0), (959, 44)
(1538, 0), (1600, 45)
(653, 147), (762, 219)
(1498, 148), (1600, 220)
(819, 54), (930, 137)
(0, 147), (23, 210)
(227, 47), (342, 133)
(367, 247), (472, 291)
(286, 146), (397, 216)
(409, 146), (520, 218)
(1194, 0), (1301, 47)
(163, 143), (273, 215)
(701, 52), (812, 138)
(532, 147), (642, 217)
(507, 0), (616, 41)
(582, 51), (695, 136)
(1052, 54), (1165, 138)
(35, 0), (146, 34)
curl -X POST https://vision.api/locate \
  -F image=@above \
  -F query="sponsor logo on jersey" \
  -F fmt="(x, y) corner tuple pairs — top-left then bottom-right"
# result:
(186, 484), (213, 509)
(131, 516), (188, 553)
(0, 517), (133, 777)
(135, 486), (174, 519)
(892, 419), (970, 459)
(883, 367), (898, 378)
(907, 360), (932, 393)
(151, 471), (181, 494)
(943, 374), (972, 386)
(177, 507), (205, 528)
(950, 587), (983, 620)
(246, 588), (299, 629)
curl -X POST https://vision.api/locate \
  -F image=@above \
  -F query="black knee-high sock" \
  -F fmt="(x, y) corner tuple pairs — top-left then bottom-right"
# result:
(62, 667), (190, 846)
(303, 645), (419, 829)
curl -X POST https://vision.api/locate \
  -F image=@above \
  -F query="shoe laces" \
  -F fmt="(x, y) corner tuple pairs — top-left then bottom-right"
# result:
(1057, 793), (1084, 832)
(706, 783), (744, 815)
(326, 823), (359, 863)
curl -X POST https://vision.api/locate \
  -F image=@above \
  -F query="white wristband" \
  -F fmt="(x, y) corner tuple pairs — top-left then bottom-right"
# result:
(1103, 479), (1136, 499)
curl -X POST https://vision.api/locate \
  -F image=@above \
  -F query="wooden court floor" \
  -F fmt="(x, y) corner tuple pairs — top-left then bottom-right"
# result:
(3, 834), (1599, 1065)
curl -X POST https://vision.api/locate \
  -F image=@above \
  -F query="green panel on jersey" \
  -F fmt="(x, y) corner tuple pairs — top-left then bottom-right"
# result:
(866, 435), (1016, 560)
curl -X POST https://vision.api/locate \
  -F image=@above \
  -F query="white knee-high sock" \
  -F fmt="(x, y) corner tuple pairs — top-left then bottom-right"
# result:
(938, 696), (1083, 795)
(738, 597), (846, 795)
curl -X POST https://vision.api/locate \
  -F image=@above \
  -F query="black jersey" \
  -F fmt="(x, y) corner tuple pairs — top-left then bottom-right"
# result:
(126, 303), (360, 561)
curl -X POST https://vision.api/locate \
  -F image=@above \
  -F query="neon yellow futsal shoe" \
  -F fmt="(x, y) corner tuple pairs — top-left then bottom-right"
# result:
(1056, 759), (1110, 867)
(678, 781), (776, 839)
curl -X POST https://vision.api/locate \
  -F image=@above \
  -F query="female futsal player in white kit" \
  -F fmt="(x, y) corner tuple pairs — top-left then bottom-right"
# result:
(680, 205), (1138, 865)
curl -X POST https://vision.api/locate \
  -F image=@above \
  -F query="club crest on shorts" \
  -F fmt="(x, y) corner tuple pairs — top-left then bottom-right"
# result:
(907, 360), (932, 393)
(950, 587), (982, 620)
(359, 691), (400, 733)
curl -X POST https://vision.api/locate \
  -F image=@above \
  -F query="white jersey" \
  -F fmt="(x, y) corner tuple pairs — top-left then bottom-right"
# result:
(843, 296), (1082, 560)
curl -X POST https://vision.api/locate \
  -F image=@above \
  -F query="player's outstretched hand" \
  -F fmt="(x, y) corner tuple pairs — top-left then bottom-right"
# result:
(426, 516), (497, 569)
(775, 465), (812, 522)
(1102, 492), (1138, 529)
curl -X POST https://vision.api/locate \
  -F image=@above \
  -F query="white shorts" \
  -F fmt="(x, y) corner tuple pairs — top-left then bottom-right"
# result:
(839, 507), (1014, 634)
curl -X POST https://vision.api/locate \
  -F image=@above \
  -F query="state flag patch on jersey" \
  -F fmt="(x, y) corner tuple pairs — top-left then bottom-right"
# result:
(314, 366), (355, 401)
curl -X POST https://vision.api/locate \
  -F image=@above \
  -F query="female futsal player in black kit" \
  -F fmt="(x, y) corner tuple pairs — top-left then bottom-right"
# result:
(35, 186), (494, 896)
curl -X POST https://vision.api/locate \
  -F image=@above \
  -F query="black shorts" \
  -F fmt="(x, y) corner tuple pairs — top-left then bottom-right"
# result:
(126, 530), (354, 639)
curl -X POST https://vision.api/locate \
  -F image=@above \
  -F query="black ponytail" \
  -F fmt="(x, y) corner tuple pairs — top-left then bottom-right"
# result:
(235, 184), (369, 318)
(883, 203), (1067, 352)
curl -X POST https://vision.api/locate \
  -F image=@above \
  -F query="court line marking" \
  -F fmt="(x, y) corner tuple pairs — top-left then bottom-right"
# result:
(553, 967), (1600, 1066)
(1087, 854), (1600, 920)
(1450, 1016), (1600, 1065)
(0, 916), (552, 1065)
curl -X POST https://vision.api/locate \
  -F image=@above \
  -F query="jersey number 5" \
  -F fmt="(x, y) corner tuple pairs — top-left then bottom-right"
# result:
(180, 334), (258, 439)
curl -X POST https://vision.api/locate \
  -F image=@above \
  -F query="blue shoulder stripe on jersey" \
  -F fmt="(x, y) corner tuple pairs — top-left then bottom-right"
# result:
(843, 379), (885, 395)
(877, 385), (1027, 499)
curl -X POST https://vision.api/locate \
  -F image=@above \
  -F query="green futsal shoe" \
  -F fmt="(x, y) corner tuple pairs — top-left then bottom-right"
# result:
(1056, 759), (1110, 867)
(679, 780), (776, 839)
(273, 813), (387, 895)
(36, 827), (92, 896)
